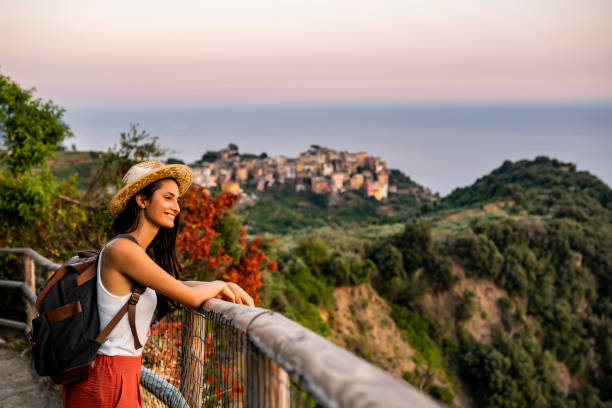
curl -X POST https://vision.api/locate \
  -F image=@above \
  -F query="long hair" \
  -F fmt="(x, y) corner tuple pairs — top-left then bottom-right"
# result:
(112, 176), (182, 319)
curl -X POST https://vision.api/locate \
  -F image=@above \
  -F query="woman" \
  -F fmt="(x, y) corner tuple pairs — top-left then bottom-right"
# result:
(63, 160), (253, 407)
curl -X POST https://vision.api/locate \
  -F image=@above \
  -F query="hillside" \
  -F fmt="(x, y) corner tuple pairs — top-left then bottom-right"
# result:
(46, 150), (104, 191)
(323, 282), (416, 379)
(236, 177), (431, 235)
(429, 155), (611, 214)
(262, 156), (612, 407)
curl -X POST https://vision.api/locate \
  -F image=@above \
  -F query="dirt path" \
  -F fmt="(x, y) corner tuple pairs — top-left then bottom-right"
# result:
(441, 200), (515, 222)
(0, 347), (62, 408)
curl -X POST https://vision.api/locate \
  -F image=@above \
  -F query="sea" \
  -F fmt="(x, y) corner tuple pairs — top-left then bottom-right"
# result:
(63, 102), (612, 197)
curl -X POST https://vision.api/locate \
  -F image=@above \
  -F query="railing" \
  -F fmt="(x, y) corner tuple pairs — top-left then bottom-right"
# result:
(1, 247), (443, 408)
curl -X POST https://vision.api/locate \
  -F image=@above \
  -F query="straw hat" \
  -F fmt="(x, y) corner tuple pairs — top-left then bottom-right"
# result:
(108, 160), (193, 218)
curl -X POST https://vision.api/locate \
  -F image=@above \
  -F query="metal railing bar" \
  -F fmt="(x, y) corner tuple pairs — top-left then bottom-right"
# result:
(0, 280), (37, 305)
(0, 317), (29, 333)
(0, 248), (61, 271)
(140, 366), (190, 408)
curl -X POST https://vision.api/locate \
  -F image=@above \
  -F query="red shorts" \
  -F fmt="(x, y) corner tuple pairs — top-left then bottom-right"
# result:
(62, 354), (143, 408)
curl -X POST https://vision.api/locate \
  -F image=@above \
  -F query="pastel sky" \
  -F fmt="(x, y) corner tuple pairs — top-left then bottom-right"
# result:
(1, 0), (611, 108)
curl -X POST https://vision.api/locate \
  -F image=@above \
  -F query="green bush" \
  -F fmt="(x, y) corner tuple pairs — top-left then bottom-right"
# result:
(471, 217), (528, 251)
(423, 252), (456, 292)
(370, 242), (406, 280)
(428, 385), (454, 405)
(393, 220), (432, 274)
(497, 245), (538, 297)
(454, 233), (504, 278)
(455, 289), (477, 321)
(294, 238), (329, 277)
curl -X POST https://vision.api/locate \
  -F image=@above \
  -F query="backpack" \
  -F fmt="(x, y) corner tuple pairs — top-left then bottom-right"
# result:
(30, 234), (146, 384)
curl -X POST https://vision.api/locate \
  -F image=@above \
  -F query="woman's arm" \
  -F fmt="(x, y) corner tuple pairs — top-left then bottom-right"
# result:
(182, 280), (254, 307)
(182, 280), (207, 287)
(106, 239), (235, 308)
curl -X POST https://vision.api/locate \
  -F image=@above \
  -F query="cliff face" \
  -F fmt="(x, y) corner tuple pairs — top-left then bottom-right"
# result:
(421, 263), (508, 343)
(322, 267), (578, 408)
(320, 282), (415, 379)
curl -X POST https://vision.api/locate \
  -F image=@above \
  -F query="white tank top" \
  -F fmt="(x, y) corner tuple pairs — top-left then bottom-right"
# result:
(97, 239), (157, 356)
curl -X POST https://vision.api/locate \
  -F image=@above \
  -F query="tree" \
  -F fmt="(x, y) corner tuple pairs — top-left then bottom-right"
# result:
(84, 123), (171, 199)
(166, 157), (185, 164)
(294, 238), (329, 277)
(0, 73), (73, 223)
(456, 289), (476, 321)
(176, 184), (276, 305)
(223, 235), (277, 305)
(393, 220), (432, 274)
(0, 73), (73, 174)
(200, 151), (220, 163)
(371, 242), (406, 280)
(454, 233), (504, 278)
(424, 253), (456, 292)
(176, 185), (241, 279)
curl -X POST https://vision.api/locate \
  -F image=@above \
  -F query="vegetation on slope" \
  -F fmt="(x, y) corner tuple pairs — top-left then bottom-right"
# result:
(265, 157), (611, 407)
(364, 157), (612, 407)
(236, 169), (428, 235)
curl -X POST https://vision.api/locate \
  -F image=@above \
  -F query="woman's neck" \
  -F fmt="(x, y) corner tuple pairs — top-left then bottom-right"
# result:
(127, 222), (159, 250)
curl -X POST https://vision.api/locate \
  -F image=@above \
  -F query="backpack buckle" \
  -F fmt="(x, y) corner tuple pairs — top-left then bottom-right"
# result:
(128, 292), (140, 305)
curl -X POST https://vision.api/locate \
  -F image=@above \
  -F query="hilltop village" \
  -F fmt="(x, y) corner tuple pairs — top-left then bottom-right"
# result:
(189, 145), (429, 201)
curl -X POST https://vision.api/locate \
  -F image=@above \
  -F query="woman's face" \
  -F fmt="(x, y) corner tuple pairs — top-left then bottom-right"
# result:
(140, 179), (181, 229)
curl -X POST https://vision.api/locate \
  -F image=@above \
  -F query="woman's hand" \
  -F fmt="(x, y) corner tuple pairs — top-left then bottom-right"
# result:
(226, 282), (254, 307)
(182, 279), (251, 306)
(211, 281), (236, 303)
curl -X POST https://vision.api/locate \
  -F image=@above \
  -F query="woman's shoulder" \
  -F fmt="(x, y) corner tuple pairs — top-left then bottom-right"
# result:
(104, 236), (146, 266)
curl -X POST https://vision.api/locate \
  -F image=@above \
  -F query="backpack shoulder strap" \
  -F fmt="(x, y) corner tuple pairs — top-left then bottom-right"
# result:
(97, 233), (148, 349)
(113, 234), (139, 245)
(96, 285), (146, 349)
(128, 283), (146, 349)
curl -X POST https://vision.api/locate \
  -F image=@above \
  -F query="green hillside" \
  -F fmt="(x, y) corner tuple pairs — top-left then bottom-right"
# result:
(428, 155), (611, 214)
(47, 150), (104, 191)
(237, 169), (432, 235)
(260, 156), (612, 407)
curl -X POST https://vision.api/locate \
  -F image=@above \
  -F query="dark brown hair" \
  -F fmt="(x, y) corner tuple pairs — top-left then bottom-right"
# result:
(112, 177), (182, 319)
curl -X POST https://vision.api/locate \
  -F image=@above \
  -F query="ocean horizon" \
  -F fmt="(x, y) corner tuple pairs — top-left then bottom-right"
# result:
(63, 102), (612, 197)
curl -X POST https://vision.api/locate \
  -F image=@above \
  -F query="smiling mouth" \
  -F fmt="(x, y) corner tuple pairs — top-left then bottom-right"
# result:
(165, 213), (176, 219)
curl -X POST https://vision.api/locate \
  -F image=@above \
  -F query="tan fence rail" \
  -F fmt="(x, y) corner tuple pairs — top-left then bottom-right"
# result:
(1, 247), (443, 408)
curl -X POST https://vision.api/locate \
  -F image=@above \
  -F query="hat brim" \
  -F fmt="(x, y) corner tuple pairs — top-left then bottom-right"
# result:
(108, 164), (193, 218)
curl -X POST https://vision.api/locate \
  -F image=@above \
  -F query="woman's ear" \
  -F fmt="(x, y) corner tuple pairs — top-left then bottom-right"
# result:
(135, 194), (147, 209)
